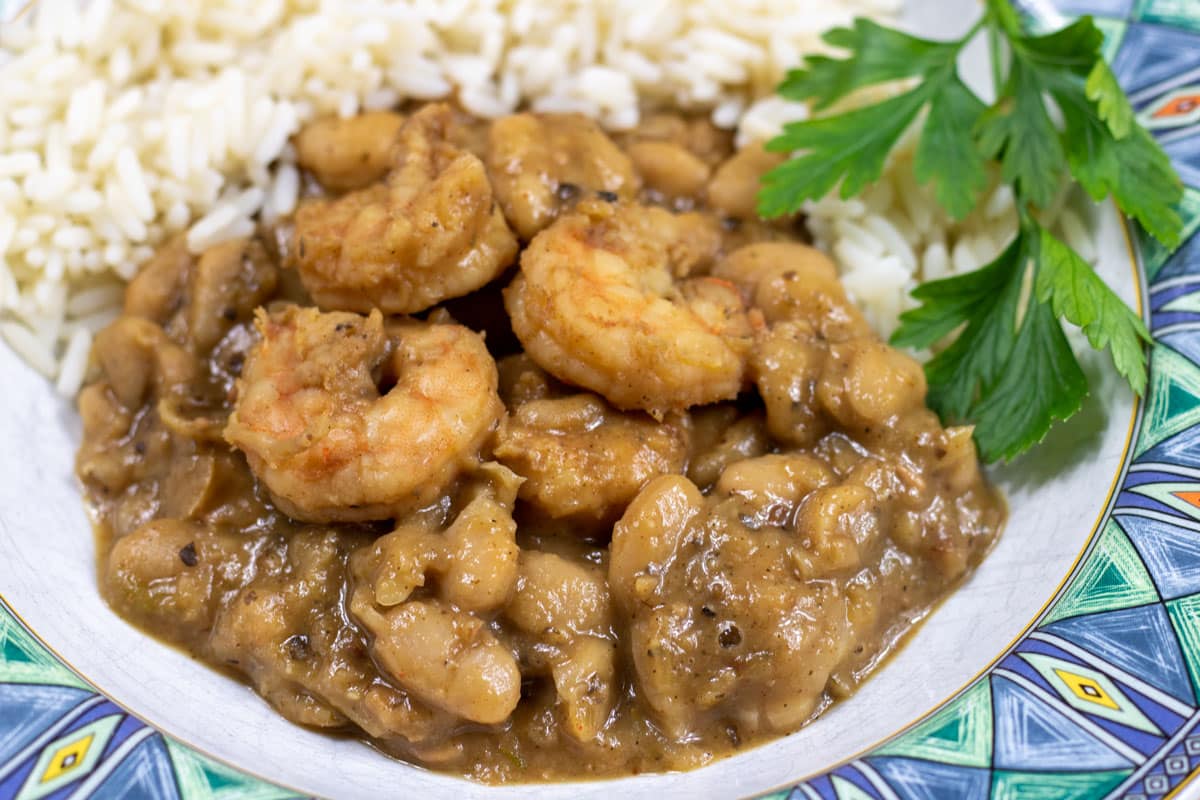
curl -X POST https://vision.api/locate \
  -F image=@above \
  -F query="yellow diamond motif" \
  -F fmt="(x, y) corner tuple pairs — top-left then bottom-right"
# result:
(1054, 669), (1121, 711)
(1020, 652), (1160, 735)
(39, 733), (94, 783)
(15, 715), (121, 800)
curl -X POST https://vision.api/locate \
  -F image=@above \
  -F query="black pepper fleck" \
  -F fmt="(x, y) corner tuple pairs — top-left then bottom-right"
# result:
(285, 634), (311, 660)
(335, 322), (352, 333)
(597, 189), (619, 202)
(700, 606), (716, 618)
(718, 624), (741, 648)
(179, 542), (198, 567)
(221, 307), (237, 321)
(556, 182), (581, 201)
(133, 441), (146, 456)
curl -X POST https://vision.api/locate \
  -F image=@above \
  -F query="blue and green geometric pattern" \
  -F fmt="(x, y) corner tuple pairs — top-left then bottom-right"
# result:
(0, 603), (301, 800)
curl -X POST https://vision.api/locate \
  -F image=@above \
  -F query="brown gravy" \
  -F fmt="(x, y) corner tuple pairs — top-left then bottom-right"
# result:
(76, 102), (1004, 782)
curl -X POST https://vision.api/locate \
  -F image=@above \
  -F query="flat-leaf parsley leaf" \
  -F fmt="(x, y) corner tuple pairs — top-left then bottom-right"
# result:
(758, 0), (1184, 461)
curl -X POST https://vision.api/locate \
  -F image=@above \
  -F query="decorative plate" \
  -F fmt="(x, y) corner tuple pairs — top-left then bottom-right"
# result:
(3, 0), (1200, 798)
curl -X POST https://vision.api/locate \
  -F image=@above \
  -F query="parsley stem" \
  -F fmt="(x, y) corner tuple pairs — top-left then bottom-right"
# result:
(988, 22), (1005, 97)
(960, 18), (988, 51)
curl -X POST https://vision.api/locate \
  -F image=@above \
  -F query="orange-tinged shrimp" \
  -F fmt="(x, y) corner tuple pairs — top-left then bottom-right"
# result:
(292, 104), (518, 314)
(224, 305), (502, 522)
(505, 200), (759, 415)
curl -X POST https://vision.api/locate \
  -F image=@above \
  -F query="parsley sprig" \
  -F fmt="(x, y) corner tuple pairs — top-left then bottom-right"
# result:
(758, 0), (1184, 462)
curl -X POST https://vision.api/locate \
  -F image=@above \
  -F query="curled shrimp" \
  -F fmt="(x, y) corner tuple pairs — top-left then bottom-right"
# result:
(224, 305), (503, 522)
(505, 199), (759, 415)
(292, 103), (518, 314)
(348, 473), (525, 725)
(713, 241), (871, 341)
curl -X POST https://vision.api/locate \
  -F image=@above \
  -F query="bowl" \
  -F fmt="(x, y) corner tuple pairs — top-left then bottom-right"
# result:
(2, 0), (1200, 797)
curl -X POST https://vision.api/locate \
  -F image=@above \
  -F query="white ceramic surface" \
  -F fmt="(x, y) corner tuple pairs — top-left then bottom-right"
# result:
(0, 2), (1150, 797)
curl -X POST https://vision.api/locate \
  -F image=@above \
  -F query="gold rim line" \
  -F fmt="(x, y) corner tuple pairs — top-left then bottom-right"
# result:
(0, 0), (1184, 794)
(1165, 765), (1200, 799)
(0, 210), (1149, 800)
(4, 0), (36, 22)
(750, 208), (1148, 799)
(0, 592), (321, 799)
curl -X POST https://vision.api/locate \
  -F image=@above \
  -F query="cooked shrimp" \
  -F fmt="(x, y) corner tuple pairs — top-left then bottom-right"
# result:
(292, 103), (518, 314)
(486, 113), (639, 240)
(610, 474), (853, 738)
(359, 471), (522, 613)
(504, 550), (618, 742)
(713, 241), (871, 341)
(294, 111), (405, 191)
(224, 305), (503, 522)
(505, 200), (758, 414)
(494, 392), (690, 527)
(358, 598), (521, 725)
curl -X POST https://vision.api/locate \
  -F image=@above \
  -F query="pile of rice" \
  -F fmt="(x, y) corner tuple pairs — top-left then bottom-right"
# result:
(4, 0), (1056, 400)
(806, 148), (1097, 341)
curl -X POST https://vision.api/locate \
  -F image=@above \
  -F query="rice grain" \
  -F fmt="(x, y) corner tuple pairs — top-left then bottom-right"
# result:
(8, 0), (1051, 390)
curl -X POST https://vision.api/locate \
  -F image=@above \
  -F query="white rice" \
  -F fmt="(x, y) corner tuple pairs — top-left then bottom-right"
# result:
(799, 137), (1093, 345)
(26, 0), (1094, 406)
(2, 0), (906, 395)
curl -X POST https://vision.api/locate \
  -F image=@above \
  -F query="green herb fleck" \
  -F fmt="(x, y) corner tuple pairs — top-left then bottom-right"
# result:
(758, 0), (1184, 461)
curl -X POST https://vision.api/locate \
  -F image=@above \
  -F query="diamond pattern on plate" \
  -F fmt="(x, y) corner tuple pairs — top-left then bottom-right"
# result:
(1019, 652), (1161, 734)
(0, 686), (95, 767)
(1140, 86), (1200, 130)
(13, 714), (120, 800)
(1117, 514), (1200, 601)
(5, 1), (1200, 798)
(874, 680), (992, 768)
(1166, 594), (1200, 702)
(1042, 605), (1196, 706)
(991, 674), (1137, 771)
(1041, 520), (1160, 624)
